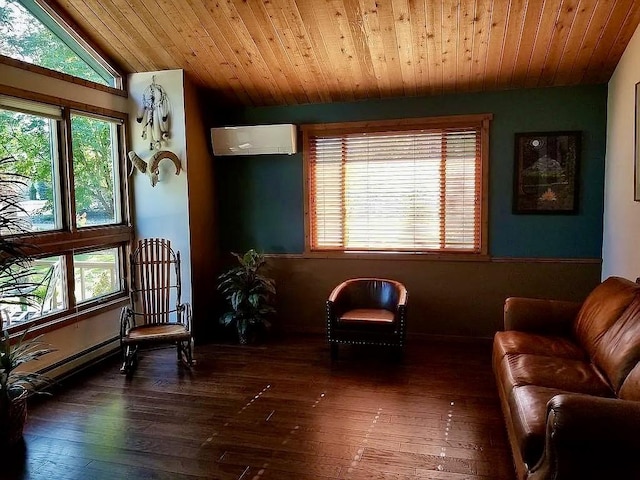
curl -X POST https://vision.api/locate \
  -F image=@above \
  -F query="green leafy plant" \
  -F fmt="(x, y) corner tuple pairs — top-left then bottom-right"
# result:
(0, 328), (53, 404)
(0, 155), (40, 311)
(0, 155), (54, 445)
(217, 249), (276, 344)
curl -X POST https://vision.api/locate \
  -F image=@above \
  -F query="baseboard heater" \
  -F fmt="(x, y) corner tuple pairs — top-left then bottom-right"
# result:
(39, 337), (120, 381)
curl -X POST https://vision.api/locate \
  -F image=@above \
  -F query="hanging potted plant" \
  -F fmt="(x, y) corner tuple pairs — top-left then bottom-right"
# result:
(217, 249), (276, 344)
(0, 155), (54, 446)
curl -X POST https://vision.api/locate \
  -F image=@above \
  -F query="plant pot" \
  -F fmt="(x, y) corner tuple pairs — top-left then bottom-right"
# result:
(237, 323), (249, 345)
(0, 389), (28, 447)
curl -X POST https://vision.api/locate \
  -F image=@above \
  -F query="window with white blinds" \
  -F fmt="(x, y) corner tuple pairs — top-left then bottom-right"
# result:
(304, 115), (490, 254)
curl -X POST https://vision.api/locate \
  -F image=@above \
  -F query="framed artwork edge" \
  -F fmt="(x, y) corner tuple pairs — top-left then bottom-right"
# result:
(513, 130), (581, 215)
(635, 82), (640, 202)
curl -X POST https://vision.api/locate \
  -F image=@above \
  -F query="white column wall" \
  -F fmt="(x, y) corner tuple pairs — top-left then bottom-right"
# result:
(603, 24), (640, 280)
(128, 70), (192, 305)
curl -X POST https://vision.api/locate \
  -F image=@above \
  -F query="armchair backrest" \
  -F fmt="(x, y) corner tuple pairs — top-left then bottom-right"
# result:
(331, 278), (407, 312)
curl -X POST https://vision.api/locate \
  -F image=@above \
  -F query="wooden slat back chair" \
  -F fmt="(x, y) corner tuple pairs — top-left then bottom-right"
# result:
(119, 238), (193, 374)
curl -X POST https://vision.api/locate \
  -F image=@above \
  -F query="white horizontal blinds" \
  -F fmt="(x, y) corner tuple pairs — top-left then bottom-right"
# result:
(443, 129), (481, 251)
(309, 126), (481, 252)
(0, 95), (62, 120)
(309, 136), (345, 248)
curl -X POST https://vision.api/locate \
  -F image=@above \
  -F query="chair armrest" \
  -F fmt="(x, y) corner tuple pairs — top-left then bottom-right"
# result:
(396, 285), (408, 308)
(328, 280), (348, 303)
(504, 297), (581, 334)
(529, 394), (640, 480)
(327, 280), (353, 318)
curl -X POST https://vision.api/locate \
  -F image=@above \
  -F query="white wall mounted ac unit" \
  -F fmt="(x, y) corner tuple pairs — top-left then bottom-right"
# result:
(211, 124), (297, 156)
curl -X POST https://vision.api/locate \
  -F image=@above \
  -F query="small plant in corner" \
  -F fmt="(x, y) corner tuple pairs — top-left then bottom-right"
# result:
(217, 249), (276, 344)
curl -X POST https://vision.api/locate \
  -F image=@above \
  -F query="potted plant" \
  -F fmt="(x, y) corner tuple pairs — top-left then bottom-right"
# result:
(0, 155), (54, 446)
(0, 328), (53, 446)
(217, 249), (276, 344)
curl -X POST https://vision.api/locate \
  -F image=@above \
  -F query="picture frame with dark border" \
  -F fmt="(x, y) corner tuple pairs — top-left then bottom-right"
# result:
(513, 131), (581, 214)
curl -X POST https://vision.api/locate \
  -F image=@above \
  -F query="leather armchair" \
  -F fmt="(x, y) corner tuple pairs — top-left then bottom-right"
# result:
(326, 278), (408, 359)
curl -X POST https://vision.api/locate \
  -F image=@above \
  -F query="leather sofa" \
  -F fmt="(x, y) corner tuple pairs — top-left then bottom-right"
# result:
(493, 276), (640, 479)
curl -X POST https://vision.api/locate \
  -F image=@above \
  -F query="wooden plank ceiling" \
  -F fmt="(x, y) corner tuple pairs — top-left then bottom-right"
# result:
(53, 0), (640, 107)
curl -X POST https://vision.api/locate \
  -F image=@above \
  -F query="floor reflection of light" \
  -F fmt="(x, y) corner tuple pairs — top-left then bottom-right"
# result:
(208, 388), (329, 478)
(345, 407), (382, 478)
(201, 384), (271, 447)
(85, 400), (126, 448)
(282, 391), (325, 447)
(436, 401), (455, 472)
(250, 462), (269, 480)
(238, 384), (271, 415)
(238, 465), (250, 479)
(312, 391), (325, 408)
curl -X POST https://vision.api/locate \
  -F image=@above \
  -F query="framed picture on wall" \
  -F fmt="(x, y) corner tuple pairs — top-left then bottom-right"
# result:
(635, 82), (640, 201)
(513, 131), (581, 214)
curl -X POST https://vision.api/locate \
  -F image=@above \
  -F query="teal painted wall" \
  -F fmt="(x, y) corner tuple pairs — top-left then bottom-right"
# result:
(214, 84), (607, 258)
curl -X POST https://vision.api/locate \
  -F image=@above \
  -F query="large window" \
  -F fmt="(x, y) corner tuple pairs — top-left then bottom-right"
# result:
(0, 0), (120, 87)
(0, 95), (130, 330)
(303, 115), (491, 255)
(71, 113), (121, 227)
(0, 98), (62, 233)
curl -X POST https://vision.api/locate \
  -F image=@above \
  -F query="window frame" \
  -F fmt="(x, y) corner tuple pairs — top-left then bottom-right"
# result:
(0, 0), (125, 93)
(302, 114), (492, 260)
(0, 92), (132, 335)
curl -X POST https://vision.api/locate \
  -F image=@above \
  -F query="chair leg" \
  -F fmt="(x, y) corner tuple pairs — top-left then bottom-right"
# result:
(120, 344), (137, 375)
(392, 346), (404, 362)
(177, 338), (195, 367)
(188, 338), (195, 365)
(330, 343), (338, 360)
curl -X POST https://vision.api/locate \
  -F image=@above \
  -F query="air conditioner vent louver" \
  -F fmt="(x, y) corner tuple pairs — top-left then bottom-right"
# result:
(211, 124), (297, 156)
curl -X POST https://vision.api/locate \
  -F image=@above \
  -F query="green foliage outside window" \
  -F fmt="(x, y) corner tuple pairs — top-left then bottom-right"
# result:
(0, 109), (117, 229)
(0, 0), (108, 86)
(71, 115), (117, 222)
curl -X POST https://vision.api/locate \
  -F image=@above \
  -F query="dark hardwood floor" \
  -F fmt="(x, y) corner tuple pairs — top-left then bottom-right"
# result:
(8, 336), (515, 480)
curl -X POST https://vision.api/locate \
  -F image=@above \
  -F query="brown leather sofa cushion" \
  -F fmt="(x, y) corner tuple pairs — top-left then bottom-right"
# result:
(620, 362), (640, 400)
(493, 330), (586, 363)
(572, 277), (640, 359)
(499, 353), (613, 398)
(592, 296), (640, 393)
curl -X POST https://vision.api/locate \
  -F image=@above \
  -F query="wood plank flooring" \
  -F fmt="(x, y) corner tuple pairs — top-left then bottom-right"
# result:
(7, 336), (515, 480)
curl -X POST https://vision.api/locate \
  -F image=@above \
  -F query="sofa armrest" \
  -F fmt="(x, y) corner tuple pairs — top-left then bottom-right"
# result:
(504, 297), (581, 334)
(529, 394), (640, 480)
